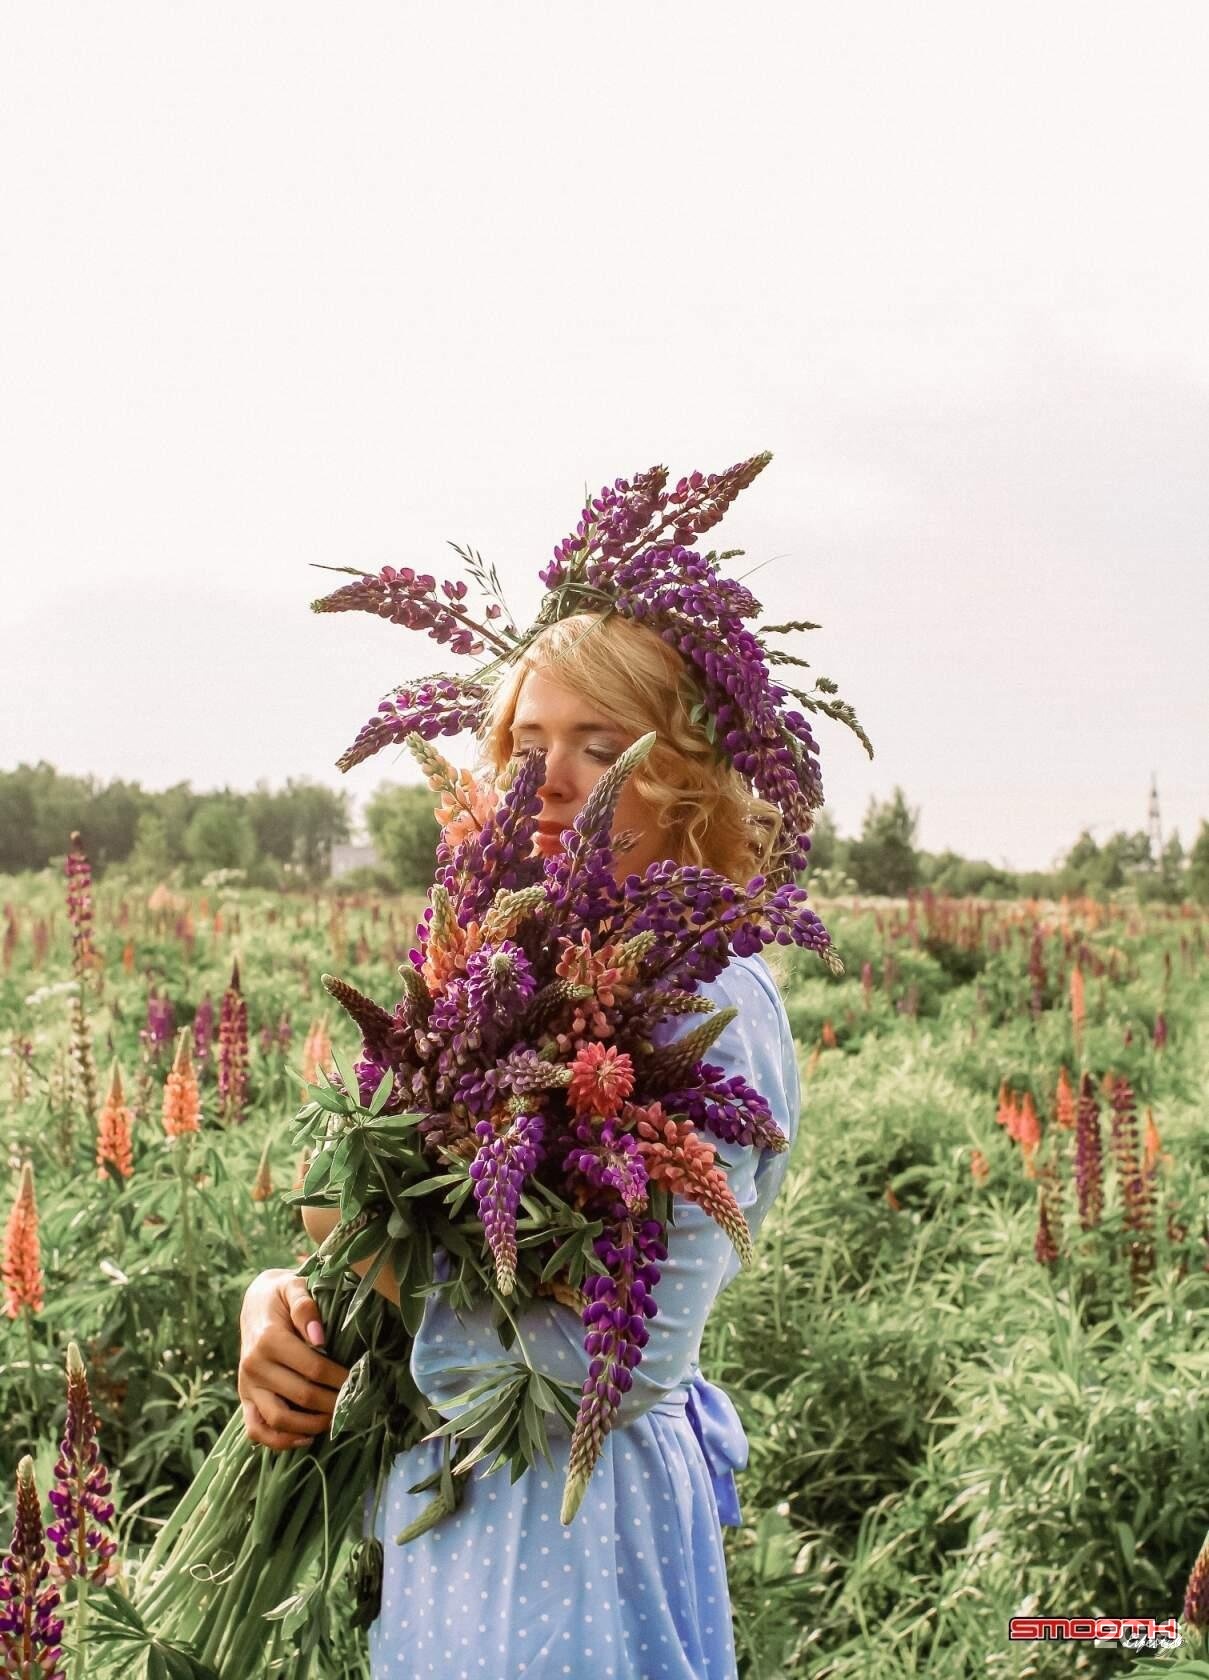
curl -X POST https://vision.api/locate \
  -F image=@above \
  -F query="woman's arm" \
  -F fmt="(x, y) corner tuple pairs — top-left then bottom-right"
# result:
(300, 1205), (401, 1307)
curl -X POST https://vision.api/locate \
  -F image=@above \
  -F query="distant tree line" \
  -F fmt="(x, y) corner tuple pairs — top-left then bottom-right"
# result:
(3, 763), (1206, 904)
(0, 762), (352, 886)
(806, 788), (1209, 905)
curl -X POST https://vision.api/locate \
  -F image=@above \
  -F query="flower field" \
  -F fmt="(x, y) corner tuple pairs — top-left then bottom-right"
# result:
(2, 860), (1209, 1679)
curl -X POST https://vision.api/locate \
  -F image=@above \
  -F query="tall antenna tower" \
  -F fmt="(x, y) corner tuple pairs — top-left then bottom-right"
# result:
(1147, 771), (1163, 864)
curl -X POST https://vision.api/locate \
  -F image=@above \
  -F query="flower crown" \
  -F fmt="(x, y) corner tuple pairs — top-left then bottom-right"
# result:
(311, 451), (872, 886)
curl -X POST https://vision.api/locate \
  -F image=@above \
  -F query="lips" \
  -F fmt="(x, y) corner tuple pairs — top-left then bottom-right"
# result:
(535, 820), (571, 835)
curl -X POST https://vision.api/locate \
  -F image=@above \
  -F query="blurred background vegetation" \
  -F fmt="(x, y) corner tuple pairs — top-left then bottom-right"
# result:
(3, 761), (1206, 907)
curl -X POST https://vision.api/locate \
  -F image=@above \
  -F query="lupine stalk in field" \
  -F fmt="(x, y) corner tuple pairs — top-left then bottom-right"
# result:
(217, 960), (248, 1124)
(1110, 1075), (1155, 1290)
(1153, 1011), (1168, 1050)
(191, 993), (214, 1067)
(250, 1136), (274, 1203)
(162, 1030), (200, 1342)
(969, 1148), (990, 1187)
(63, 833), (97, 984)
(1070, 965), (1086, 1057)
(1034, 1198), (1059, 1265)
(46, 1344), (117, 1679)
(4, 1162), (44, 1429)
(67, 991), (98, 1127)
(1054, 1065), (1077, 1130)
(1074, 1073), (1104, 1231)
(95, 1062), (134, 1182)
(301, 1014), (332, 1094)
(0, 1457), (65, 1680)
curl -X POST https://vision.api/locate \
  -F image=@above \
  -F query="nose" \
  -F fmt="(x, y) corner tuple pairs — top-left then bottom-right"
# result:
(536, 743), (577, 815)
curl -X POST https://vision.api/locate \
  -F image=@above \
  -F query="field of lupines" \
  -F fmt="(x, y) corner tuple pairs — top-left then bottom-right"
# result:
(3, 843), (1209, 1678)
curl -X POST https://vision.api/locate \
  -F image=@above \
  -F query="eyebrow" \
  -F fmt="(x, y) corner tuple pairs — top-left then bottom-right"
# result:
(511, 720), (624, 736)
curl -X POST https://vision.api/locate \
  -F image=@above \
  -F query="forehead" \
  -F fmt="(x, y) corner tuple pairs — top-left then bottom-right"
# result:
(511, 668), (623, 732)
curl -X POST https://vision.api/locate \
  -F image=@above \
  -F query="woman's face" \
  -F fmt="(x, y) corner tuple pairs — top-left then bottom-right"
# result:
(509, 667), (666, 882)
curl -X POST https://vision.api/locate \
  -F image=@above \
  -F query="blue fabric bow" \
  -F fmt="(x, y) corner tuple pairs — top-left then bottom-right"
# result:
(683, 1367), (749, 1527)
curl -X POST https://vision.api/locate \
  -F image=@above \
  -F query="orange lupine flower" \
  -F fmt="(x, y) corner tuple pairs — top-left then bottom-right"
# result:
(1054, 1065), (1077, 1130)
(884, 1183), (902, 1212)
(251, 1138), (274, 1203)
(634, 1108), (752, 1265)
(161, 1028), (200, 1137)
(121, 940), (135, 974)
(4, 1162), (43, 1318)
(566, 1042), (635, 1117)
(96, 1061), (134, 1181)
(821, 1020), (838, 1049)
(1143, 1109), (1164, 1176)
(995, 1079), (1013, 1130)
(301, 1015), (333, 1092)
(969, 1148), (990, 1187)
(434, 768), (497, 851)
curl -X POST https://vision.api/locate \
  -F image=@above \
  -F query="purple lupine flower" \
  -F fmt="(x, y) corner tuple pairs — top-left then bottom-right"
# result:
(45, 1343), (117, 1588)
(561, 1211), (668, 1525)
(310, 566), (513, 660)
(258, 1023), (275, 1058)
(332, 676), (491, 775)
(438, 748), (546, 929)
(468, 1109), (546, 1295)
(462, 942), (537, 1026)
(564, 1118), (648, 1213)
(191, 993), (214, 1066)
(0, 1456), (65, 1680)
(217, 959), (248, 1124)
(63, 833), (96, 982)
(657, 1065), (786, 1153)
(145, 990), (176, 1062)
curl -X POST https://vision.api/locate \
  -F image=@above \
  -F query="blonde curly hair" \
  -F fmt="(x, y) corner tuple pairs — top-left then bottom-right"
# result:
(475, 612), (788, 885)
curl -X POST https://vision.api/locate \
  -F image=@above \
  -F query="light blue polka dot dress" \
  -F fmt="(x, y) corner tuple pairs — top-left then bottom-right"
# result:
(367, 950), (801, 1680)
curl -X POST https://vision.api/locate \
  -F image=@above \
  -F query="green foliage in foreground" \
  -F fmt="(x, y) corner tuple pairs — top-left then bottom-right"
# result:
(1, 875), (1207, 1677)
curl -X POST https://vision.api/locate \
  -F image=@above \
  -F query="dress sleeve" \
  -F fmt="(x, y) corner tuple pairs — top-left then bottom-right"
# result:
(410, 954), (801, 1427)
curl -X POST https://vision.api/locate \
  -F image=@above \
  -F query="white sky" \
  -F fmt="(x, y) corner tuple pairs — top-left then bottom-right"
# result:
(2, 2), (1206, 871)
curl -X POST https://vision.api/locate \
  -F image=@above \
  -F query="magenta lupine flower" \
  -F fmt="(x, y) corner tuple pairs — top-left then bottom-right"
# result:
(275, 1011), (293, 1049)
(217, 960), (249, 1123)
(1154, 1012), (1168, 1050)
(257, 1023), (274, 1058)
(191, 993), (214, 1067)
(562, 1212), (668, 1525)
(63, 833), (96, 982)
(468, 1109), (546, 1295)
(0, 1456), (65, 1680)
(1074, 1072), (1104, 1231)
(45, 1344), (117, 1588)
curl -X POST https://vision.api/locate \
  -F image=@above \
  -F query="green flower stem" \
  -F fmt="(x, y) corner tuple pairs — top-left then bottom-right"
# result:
(70, 1583), (87, 1680)
(176, 1135), (198, 1351)
(22, 1306), (38, 1426)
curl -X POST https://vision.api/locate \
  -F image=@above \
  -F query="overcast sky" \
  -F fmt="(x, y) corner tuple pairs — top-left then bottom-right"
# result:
(3, 3), (1206, 872)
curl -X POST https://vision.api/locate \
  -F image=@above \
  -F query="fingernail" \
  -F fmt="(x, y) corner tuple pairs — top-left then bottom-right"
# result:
(306, 1321), (325, 1346)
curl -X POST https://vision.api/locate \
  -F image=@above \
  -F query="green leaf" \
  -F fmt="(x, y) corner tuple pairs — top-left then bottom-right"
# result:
(368, 1066), (396, 1116)
(398, 1171), (464, 1199)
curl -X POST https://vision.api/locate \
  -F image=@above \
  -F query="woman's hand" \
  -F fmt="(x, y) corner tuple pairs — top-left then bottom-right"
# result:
(237, 1268), (350, 1451)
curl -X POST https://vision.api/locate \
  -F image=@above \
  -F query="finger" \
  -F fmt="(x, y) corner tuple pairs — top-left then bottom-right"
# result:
(259, 1325), (349, 1390)
(257, 1359), (342, 1419)
(241, 1398), (315, 1453)
(280, 1276), (328, 1348)
(247, 1385), (333, 1439)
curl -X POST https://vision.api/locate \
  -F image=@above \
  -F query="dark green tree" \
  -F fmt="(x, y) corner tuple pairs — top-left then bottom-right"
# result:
(846, 787), (921, 896)
(1188, 821), (1209, 907)
(365, 783), (442, 892)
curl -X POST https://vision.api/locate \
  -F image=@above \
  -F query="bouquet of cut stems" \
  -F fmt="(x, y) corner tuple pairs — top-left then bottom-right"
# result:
(123, 730), (839, 1678)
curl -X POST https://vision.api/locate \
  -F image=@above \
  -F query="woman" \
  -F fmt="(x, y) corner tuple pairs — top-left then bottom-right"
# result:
(237, 613), (802, 1679)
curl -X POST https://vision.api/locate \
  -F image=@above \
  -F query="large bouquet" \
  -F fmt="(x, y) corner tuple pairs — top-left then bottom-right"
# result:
(123, 730), (838, 1678)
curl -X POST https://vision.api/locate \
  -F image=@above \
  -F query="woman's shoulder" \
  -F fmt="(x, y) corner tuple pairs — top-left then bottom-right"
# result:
(701, 946), (790, 1024)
